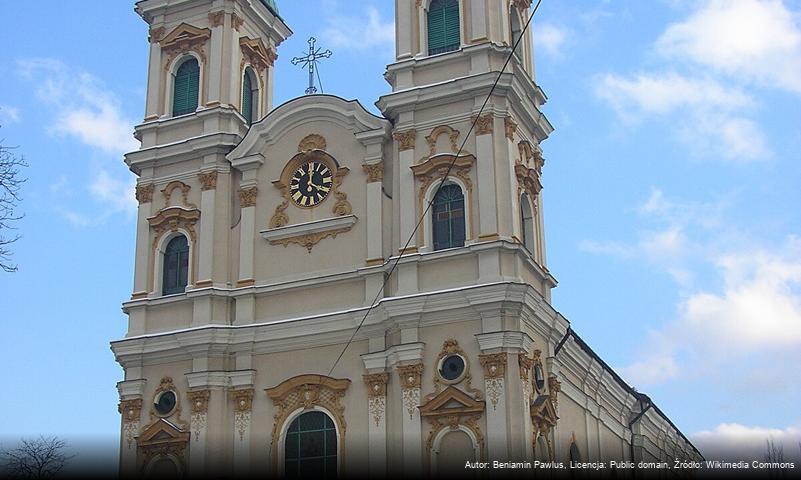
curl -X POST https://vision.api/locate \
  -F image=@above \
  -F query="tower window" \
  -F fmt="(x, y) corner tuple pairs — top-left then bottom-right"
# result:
(521, 194), (535, 254)
(285, 411), (337, 477)
(162, 235), (189, 295)
(432, 183), (466, 251)
(172, 57), (200, 116)
(510, 7), (523, 49)
(242, 68), (259, 125)
(428, 0), (460, 55)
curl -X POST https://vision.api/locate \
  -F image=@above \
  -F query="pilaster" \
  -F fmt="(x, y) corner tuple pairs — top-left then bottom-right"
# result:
(133, 184), (155, 298)
(363, 373), (390, 476)
(479, 353), (509, 460)
(397, 363), (424, 476)
(232, 388), (255, 476)
(187, 389), (211, 473)
(474, 114), (498, 239)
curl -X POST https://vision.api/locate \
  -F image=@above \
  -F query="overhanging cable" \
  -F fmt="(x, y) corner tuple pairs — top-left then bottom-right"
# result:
(328, 0), (544, 376)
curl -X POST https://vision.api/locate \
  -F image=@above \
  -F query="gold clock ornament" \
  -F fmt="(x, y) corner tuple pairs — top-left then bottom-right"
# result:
(289, 161), (334, 208)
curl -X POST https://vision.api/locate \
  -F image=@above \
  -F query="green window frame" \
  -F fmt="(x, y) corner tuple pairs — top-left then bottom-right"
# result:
(242, 68), (258, 125)
(172, 57), (200, 117)
(284, 411), (338, 478)
(432, 183), (466, 251)
(162, 235), (189, 296)
(428, 0), (460, 56)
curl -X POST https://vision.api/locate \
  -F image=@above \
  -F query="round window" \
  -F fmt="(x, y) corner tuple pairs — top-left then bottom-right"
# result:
(439, 355), (466, 381)
(154, 391), (177, 416)
(534, 365), (546, 392)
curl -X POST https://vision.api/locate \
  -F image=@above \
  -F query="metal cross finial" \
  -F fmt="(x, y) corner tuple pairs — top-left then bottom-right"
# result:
(291, 37), (332, 95)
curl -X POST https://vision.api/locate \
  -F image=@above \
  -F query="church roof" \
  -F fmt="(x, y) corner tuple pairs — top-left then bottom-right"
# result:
(260, 0), (280, 18)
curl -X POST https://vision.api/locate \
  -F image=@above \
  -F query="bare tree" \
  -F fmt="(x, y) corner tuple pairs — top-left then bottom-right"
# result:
(0, 436), (72, 479)
(0, 128), (27, 272)
(763, 438), (786, 479)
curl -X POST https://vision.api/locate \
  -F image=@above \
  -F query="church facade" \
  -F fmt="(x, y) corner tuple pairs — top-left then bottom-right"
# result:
(112, 0), (702, 477)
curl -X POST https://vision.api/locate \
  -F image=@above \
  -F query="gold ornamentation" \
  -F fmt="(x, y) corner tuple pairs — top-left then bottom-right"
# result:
(397, 364), (424, 389)
(187, 390), (210, 414)
(240, 36), (277, 74)
(231, 13), (244, 31)
(364, 374), (389, 427)
(273, 151), (349, 212)
(426, 339), (483, 403)
(136, 184), (155, 204)
(485, 378), (504, 411)
(393, 129), (417, 151)
(268, 227), (353, 254)
(363, 373), (390, 398)
(412, 154), (476, 244)
(198, 171), (218, 191)
(119, 398), (143, 424)
(548, 375), (561, 410)
(473, 114), (494, 135)
(149, 26), (165, 44)
(187, 390), (209, 440)
(233, 389), (254, 413)
(513, 0), (533, 10)
(420, 387), (486, 460)
(208, 11), (225, 28)
(239, 186), (258, 208)
(265, 375), (351, 471)
(232, 389), (254, 442)
(268, 195), (290, 228)
(362, 162), (384, 183)
(161, 181), (195, 208)
(479, 353), (507, 379)
(137, 419), (190, 471)
(518, 353), (533, 381)
(298, 134), (327, 152)
(148, 207), (200, 258)
(426, 125), (460, 156)
(150, 377), (184, 424)
(504, 117), (518, 140)
(160, 23), (211, 71)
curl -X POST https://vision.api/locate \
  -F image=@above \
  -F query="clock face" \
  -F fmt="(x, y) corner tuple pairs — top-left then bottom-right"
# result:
(289, 161), (334, 207)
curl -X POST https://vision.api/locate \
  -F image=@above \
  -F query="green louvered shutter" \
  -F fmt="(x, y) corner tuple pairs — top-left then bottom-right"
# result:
(428, 0), (460, 55)
(242, 72), (253, 124)
(173, 58), (199, 116)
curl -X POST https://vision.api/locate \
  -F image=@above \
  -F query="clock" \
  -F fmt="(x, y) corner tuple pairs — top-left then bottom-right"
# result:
(289, 161), (334, 208)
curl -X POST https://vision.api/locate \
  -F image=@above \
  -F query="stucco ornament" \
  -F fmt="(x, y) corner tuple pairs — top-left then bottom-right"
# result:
(118, 398), (143, 449)
(233, 389), (254, 442)
(397, 364), (424, 419)
(187, 390), (210, 441)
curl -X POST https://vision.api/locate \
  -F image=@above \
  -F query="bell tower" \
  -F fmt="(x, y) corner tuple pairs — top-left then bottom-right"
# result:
(378, 0), (555, 300)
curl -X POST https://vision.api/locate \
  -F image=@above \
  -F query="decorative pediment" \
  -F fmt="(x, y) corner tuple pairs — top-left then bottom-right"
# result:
(161, 23), (210, 49)
(265, 375), (351, 471)
(138, 419), (189, 446)
(161, 181), (197, 209)
(148, 207), (200, 245)
(425, 125), (460, 157)
(240, 36), (277, 72)
(160, 23), (211, 66)
(420, 386), (485, 418)
(426, 339), (483, 403)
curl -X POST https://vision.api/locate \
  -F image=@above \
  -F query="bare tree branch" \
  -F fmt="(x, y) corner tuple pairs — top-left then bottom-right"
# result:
(0, 127), (27, 273)
(0, 436), (73, 479)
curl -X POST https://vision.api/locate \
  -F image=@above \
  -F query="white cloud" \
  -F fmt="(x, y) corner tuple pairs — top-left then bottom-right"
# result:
(596, 73), (769, 160)
(17, 59), (139, 155)
(692, 423), (801, 461)
(0, 105), (21, 124)
(90, 170), (137, 217)
(17, 59), (139, 226)
(321, 6), (394, 52)
(657, 0), (801, 94)
(536, 24), (569, 58)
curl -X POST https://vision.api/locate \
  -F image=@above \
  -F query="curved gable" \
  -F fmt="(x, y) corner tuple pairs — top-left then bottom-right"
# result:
(228, 94), (390, 161)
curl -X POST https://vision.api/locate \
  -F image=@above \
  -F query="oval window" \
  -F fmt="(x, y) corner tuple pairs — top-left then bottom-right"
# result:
(439, 355), (466, 381)
(154, 391), (177, 416)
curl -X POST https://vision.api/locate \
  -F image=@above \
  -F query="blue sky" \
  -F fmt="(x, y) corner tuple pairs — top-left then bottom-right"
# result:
(0, 0), (800, 461)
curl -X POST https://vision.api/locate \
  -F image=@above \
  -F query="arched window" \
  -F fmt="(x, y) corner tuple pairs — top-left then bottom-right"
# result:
(510, 7), (523, 49)
(432, 183), (466, 251)
(569, 442), (582, 462)
(242, 67), (259, 125)
(172, 58), (200, 116)
(284, 411), (337, 477)
(520, 193), (535, 253)
(428, 0), (460, 55)
(162, 236), (189, 295)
